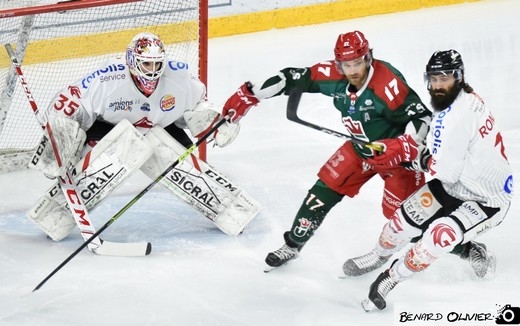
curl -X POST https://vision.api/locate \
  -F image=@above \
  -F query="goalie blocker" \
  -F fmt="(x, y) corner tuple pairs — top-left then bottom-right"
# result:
(27, 119), (260, 240)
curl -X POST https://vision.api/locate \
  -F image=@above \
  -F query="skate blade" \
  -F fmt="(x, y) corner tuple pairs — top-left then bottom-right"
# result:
(338, 271), (352, 279)
(263, 264), (276, 273)
(488, 254), (497, 276)
(483, 252), (497, 279)
(361, 298), (376, 312)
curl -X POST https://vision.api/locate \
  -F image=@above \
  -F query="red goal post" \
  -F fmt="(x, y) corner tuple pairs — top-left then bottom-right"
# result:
(0, 0), (208, 173)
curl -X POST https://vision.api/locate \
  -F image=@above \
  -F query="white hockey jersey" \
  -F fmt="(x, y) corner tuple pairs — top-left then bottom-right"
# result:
(45, 57), (206, 134)
(428, 90), (513, 208)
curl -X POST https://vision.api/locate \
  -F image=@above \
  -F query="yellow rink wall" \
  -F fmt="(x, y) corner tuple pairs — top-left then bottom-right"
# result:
(210, 0), (479, 37)
(0, 0), (479, 67)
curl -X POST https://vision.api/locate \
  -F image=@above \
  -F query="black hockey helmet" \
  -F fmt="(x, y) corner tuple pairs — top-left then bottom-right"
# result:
(424, 49), (464, 85)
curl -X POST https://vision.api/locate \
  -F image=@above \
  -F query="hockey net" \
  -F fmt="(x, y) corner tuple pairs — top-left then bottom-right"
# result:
(0, 0), (208, 173)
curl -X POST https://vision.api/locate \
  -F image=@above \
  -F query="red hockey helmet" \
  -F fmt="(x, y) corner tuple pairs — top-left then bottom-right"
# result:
(334, 30), (370, 62)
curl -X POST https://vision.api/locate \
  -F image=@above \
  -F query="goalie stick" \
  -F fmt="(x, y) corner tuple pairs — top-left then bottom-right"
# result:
(32, 116), (229, 292)
(286, 87), (383, 152)
(4, 43), (150, 256)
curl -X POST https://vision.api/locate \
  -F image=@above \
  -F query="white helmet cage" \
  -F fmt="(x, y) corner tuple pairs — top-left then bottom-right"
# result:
(126, 32), (166, 82)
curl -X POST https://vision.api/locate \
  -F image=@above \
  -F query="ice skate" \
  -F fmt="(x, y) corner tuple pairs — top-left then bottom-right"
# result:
(362, 264), (400, 311)
(264, 244), (300, 272)
(342, 250), (391, 277)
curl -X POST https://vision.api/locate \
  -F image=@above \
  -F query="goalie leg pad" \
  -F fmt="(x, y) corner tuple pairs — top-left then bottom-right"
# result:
(141, 126), (261, 235)
(26, 119), (154, 240)
(27, 183), (75, 241)
(28, 117), (86, 178)
(73, 119), (154, 209)
(0, 149), (35, 174)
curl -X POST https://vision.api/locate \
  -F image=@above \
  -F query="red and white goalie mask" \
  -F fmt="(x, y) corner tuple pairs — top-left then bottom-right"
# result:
(126, 32), (166, 96)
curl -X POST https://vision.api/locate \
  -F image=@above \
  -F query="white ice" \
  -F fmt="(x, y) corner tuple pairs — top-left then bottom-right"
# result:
(1, 0), (520, 325)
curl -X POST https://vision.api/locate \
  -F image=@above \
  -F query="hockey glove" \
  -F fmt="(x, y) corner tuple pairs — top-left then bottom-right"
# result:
(401, 146), (432, 172)
(184, 102), (240, 147)
(367, 134), (419, 168)
(222, 82), (259, 123)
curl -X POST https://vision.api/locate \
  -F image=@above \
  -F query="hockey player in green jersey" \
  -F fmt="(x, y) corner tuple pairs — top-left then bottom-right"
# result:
(222, 30), (431, 271)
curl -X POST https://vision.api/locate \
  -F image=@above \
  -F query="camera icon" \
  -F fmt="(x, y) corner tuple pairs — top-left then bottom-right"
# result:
(496, 304), (520, 324)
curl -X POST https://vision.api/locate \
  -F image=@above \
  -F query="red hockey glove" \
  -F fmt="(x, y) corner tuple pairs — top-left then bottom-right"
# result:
(366, 134), (419, 168)
(222, 82), (259, 123)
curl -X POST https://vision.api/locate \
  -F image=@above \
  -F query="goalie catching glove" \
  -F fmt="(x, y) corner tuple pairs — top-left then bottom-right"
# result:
(367, 134), (419, 168)
(184, 102), (240, 147)
(29, 116), (86, 178)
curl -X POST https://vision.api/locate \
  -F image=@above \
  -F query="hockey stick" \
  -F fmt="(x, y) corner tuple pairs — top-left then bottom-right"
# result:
(32, 116), (228, 292)
(5, 43), (151, 257)
(286, 87), (383, 152)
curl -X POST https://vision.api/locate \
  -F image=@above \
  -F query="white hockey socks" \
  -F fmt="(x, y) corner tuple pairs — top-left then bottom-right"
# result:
(141, 125), (261, 235)
(27, 119), (153, 241)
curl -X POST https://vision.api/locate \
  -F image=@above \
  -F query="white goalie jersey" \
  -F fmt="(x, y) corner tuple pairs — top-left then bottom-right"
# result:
(45, 56), (205, 133)
(27, 56), (259, 241)
(428, 91), (513, 208)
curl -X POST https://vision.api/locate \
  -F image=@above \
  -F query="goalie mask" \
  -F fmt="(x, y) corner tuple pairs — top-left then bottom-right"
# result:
(126, 32), (166, 96)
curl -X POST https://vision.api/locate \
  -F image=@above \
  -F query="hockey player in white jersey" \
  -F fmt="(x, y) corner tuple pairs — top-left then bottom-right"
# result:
(341, 49), (513, 311)
(27, 32), (260, 241)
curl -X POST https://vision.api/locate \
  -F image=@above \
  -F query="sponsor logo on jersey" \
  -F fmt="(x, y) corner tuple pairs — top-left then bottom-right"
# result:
(504, 175), (513, 194)
(333, 92), (348, 101)
(99, 73), (126, 83)
(431, 107), (451, 154)
(160, 94), (175, 111)
(168, 61), (189, 70)
(140, 102), (150, 112)
(109, 98), (134, 112)
(358, 99), (375, 111)
(81, 63), (126, 89)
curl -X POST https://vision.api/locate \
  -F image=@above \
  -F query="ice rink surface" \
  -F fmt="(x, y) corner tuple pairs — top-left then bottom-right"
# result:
(1, 0), (519, 325)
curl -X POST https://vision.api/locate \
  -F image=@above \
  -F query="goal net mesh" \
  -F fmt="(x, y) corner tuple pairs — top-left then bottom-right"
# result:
(0, 0), (205, 156)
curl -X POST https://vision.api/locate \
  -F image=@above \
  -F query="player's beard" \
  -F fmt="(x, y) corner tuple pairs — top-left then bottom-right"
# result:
(429, 86), (459, 111)
(346, 70), (367, 90)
